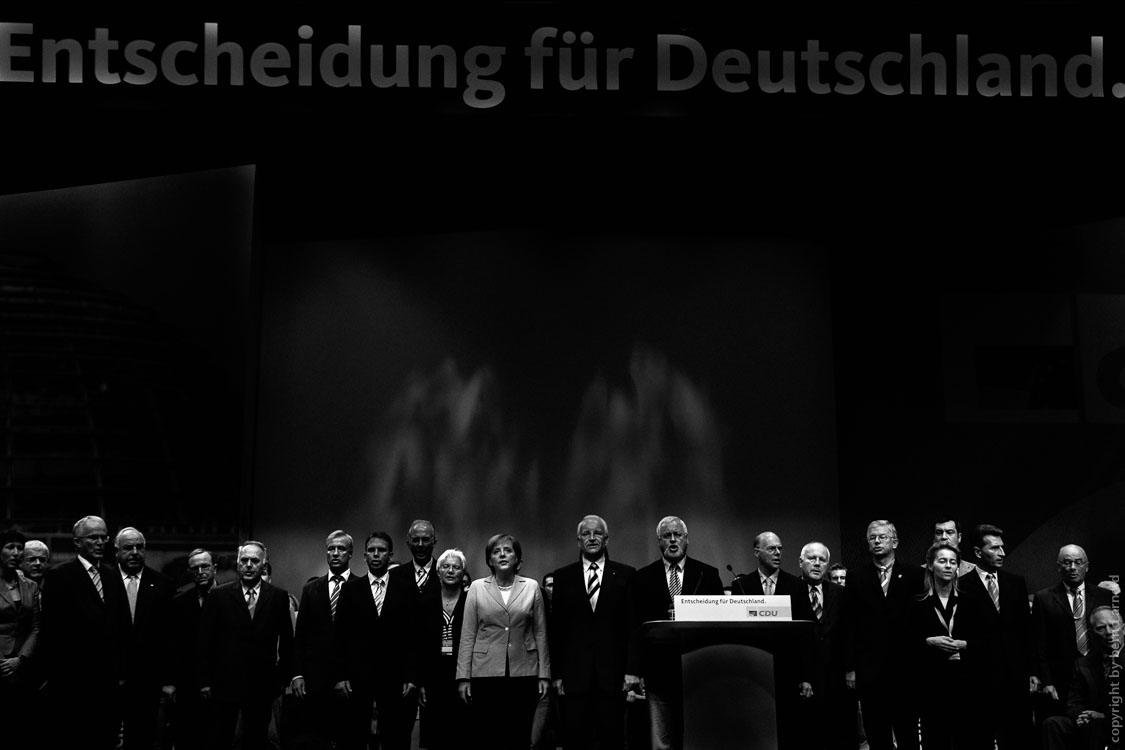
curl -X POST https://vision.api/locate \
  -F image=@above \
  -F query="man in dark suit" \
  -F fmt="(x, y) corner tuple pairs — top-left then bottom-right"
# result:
(627, 515), (724, 750)
(169, 547), (216, 750)
(730, 531), (805, 599)
(842, 519), (923, 750)
(41, 514), (126, 750)
(958, 523), (1034, 750)
(389, 519), (440, 605)
(197, 540), (294, 750)
(112, 526), (176, 750)
(1042, 605), (1122, 750)
(292, 529), (355, 750)
(1032, 544), (1115, 720)
(797, 541), (855, 750)
(333, 530), (418, 750)
(548, 514), (636, 750)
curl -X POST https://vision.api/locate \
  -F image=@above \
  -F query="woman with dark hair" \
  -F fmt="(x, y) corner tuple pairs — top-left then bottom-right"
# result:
(0, 530), (40, 746)
(456, 533), (550, 750)
(912, 542), (983, 749)
(418, 548), (470, 749)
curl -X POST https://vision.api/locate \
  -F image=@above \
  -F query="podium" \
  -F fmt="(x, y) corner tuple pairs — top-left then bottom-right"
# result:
(640, 620), (815, 750)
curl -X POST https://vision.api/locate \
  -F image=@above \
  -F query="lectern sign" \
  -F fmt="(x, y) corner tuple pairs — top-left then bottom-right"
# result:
(674, 595), (793, 622)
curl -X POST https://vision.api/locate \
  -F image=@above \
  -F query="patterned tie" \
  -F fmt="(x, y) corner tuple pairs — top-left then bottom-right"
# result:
(878, 566), (890, 596)
(764, 577), (775, 596)
(810, 586), (823, 620)
(246, 587), (257, 619)
(1073, 587), (1088, 656)
(986, 573), (1000, 612)
(89, 565), (104, 602)
(587, 562), (600, 611)
(668, 565), (681, 598)
(126, 575), (139, 621)
(330, 575), (344, 621)
(416, 566), (429, 592)
(373, 578), (385, 615)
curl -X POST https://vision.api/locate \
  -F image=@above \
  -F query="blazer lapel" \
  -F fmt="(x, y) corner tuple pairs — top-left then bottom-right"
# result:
(485, 578), (507, 610)
(1051, 582), (1071, 619)
(0, 582), (13, 608)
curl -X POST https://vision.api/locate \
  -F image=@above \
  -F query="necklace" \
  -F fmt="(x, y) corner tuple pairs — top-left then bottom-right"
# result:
(496, 582), (514, 590)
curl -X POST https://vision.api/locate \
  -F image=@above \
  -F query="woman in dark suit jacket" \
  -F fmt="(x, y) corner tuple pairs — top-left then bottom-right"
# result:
(419, 548), (470, 750)
(0, 530), (40, 746)
(457, 533), (550, 750)
(911, 542), (984, 750)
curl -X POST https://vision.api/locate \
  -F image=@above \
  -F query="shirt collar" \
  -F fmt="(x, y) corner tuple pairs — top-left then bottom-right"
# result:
(242, 581), (262, 596)
(119, 567), (143, 582)
(77, 555), (97, 572)
(584, 556), (606, 572)
(666, 559), (684, 573)
(370, 571), (389, 585)
(760, 569), (779, 584)
(975, 566), (997, 585)
(330, 570), (351, 582)
(413, 560), (432, 575)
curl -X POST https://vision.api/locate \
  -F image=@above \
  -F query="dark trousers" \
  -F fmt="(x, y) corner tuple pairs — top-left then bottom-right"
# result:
(470, 676), (540, 750)
(171, 690), (210, 750)
(421, 678), (470, 750)
(341, 686), (415, 750)
(119, 679), (162, 750)
(51, 679), (121, 750)
(559, 688), (626, 750)
(210, 697), (275, 750)
(857, 680), (919, 750)
(799, 679), (858, 750)
(288, 689), (347, 750)
(1042, 714), (1109, 750)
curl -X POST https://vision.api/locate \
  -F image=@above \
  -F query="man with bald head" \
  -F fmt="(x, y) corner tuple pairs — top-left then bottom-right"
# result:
(170, 548), (217, 750)
(41, 515), (127, 749)
(1032, 544), (1116, 717)
(730, 531), (805, 598)
(549, 514), (636, 749)
(113, 527), (176, 750)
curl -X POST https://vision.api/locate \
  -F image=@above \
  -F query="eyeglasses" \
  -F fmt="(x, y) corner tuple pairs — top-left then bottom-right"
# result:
(189, 563), (213, 571)
(868, 534), (893, 543)
(757, 546), (783, 554)
(1059, 561), (1089, 569)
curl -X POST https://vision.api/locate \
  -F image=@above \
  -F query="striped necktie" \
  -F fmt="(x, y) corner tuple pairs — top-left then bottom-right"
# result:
(986, 573), (1000, 611)
(668, 565), (681, 598)
(89, 565), (104, 601)
(330, 575), (344, 621)
(373, 578), (385, 615)
(416, 566), (428, 592)
(246, 587), (257, 619)
(810, 585), (823, 620)
(763, 577), (775, 596)
(587, 562), (600, 611)
(1073, 587), (1088, 656)
(877, 565), (890, 596)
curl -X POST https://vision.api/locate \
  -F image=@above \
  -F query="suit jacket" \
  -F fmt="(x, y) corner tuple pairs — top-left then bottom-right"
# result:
(803, 578), (845, 691)
(293, 572), (343, 695)
(389, 559), (440, 607)
(115, 565), (176, 688)
(456, 576), (550, 681)
(0, 576), (40, 671)
(197, 580), (294, 704)
(732, 569), (817, 622)
(842, 558), (925, 689)
(333, 571), (418, 693)
(170, 585), (211, 691)
(957, 567), (1031, 688)
(548, 556), (635, 693)
(1066, 650), (1119, 720)
(420, 587), (467, 689)
(626, 556), (725, 682)
(1031, 581), (1114, 694)
(41, 556), (128, 692)
(909, 590), (988, 681)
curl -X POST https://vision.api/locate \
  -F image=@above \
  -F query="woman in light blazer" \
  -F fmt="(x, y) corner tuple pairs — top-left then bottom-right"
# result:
(457, 533), (550, 750)
(0, 530), (40, 747)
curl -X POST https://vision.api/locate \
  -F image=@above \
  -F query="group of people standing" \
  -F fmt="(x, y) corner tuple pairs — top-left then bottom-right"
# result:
(0, 512), (1119, 750)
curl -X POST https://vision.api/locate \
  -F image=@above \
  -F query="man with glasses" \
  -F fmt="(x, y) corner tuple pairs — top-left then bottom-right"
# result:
(627, 516), (723, 750)
(170, 548), (217, 750)
(41, 515), (126, 749)
(1032, 545), (1115, 719)
(842, 519), (923, 750)
(19, 539), (49, 585)
(730, 531), (806, 600)
(548, 514), (636, 749)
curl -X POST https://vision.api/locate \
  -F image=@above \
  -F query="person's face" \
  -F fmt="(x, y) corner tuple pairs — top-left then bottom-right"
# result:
(407, 522), (436, 566)
(115, 530), (146, 575)
(930, 549), (959, 584)
(237, 544), (265, 587)
(74, 518), (109, 562)
(364, 538), (392, 577)
(489, 540), (518, 575)
(542, 575), (554, 603)
(799, 544), (829, 582)
(657, 520), (688, 563)
(1, 542), (23, 573)
(1056, 547), (1089, 588)
(437, 556), (465, 588)
(866, 525), (897, 558)
(755, 533), (783, 574)
(975, 535), (1005, 571)
(577, 518), (608, 561)
(1091, 610), (1123, 653)
(326, 538), (353, 575)
(187, 552), (215, 590)
(933, 521), (961, 547)
(828, 569), (847, 586)
(21, 547), (48, 581)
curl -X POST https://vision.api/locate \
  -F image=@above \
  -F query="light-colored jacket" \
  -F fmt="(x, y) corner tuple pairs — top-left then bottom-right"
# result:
(456, 575), (550, 680)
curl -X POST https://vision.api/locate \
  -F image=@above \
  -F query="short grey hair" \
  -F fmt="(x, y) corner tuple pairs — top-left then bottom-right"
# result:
(115, 526), (145, 546)
(799, 541), (831, 561)
(656, 516), (687, 536)
(73, 515), (106, 536)
(22, 540), (49, 558)
(577, 515), (609, 536)
(325, 530), (354, 551)
(437, 548), (468, 570)
(238, 540), (269, 562)
(866, 520), (898, 539)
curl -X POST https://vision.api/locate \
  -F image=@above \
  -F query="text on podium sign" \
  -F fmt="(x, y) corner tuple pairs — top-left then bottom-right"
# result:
(674, 594), (793, 622)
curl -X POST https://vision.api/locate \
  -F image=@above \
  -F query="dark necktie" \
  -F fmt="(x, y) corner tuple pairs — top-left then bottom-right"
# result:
(587, 562), (600, 610)
(246, 587), (257, 619)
